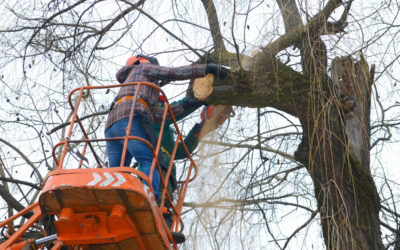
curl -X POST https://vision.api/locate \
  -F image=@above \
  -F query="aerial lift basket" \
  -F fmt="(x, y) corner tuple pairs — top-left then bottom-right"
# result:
(0, 82), (198, 250)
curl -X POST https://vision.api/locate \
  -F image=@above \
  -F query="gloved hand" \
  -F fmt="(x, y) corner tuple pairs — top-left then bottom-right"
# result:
(205, 63), (229, 79)
(193, 122), (203, 139)
(187, 88), (207, 104)
(201, 105), (233, 126)
(194, 105), (234, 139)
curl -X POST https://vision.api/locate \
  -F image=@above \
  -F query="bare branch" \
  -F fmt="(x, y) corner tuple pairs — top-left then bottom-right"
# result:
(0, 138), (43, 182)
(47, 110), (108, 135)
(200, 0), (226, 52)
(0, 185), (33, 218)
(0, 177), (41, 190)
(120, 0), (202, 58)
(276, 0), (302, 33)
(282, 210), (318, 249)
(261, 0), (345, 56)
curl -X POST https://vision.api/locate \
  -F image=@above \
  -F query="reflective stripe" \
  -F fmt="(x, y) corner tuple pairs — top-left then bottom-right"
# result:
(161, 146), (171, 158)
(115, 96), (150, 110)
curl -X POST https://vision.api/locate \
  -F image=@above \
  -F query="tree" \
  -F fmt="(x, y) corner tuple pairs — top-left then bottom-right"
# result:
(0, 0), (399, 249)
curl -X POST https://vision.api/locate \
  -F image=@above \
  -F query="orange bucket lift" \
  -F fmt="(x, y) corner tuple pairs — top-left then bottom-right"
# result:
(0, 82), (198, 249)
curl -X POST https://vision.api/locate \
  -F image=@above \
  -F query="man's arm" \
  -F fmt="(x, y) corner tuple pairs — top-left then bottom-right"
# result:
(174, 122), (202, 160)
(174, 105), (234, 159)
(115, 62), (228, 83)
(142, 64), (206, 82)
(153, 94), (203, 123)
(142, 63), (228, 82)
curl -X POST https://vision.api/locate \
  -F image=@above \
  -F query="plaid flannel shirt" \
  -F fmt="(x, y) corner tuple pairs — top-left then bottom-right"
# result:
(105, 63), (207, 131)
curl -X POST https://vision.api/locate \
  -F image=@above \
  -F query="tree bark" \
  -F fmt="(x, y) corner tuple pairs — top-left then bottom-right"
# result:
(294, 55), (383, 250)
(205, 47), (383, 249)
(208, 56), (309, 119)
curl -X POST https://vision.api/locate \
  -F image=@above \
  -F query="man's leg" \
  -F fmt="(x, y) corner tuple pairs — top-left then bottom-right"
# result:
(126, 117), (160, 200)
(105, 119), (133, 167)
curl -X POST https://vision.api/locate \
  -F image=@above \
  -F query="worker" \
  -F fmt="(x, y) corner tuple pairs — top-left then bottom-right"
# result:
(154, 91), (204, 203)
(155, 95), (233, 212)
(151, 93), (232, 244)
(154, 94), (234, 203)
(105, 54), (229, 203)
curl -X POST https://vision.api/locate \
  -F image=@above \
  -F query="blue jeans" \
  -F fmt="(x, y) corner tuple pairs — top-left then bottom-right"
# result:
(105, 117), (159, 200)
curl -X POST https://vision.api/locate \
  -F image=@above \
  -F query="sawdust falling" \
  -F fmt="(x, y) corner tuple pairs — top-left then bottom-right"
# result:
(191, 105), (233, 208)
(240, 49), (260, 70)
(198, 105), (231, 139)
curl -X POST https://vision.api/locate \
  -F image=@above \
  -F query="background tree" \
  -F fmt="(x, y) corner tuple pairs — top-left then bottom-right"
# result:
(0, 0), (399, 249)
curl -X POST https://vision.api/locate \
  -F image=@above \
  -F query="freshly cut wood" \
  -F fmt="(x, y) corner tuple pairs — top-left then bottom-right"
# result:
(193, 73), (214, 100)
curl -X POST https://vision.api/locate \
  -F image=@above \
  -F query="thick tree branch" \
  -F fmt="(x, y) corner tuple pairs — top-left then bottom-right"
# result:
(201, 0), (226, 52)
(276, 0), (302, 33)
(207, 59), (309, 119)
(261, 0), (344, 56)
(0, 185), (33, 219)
(206, 0), (351, 125)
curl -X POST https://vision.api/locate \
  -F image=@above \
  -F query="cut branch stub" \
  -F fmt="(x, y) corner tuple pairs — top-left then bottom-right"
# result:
(331, 55), (372, 170)
(193, 74), (214, 100)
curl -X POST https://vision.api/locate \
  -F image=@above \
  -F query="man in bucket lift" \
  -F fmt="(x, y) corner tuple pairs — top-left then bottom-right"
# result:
(105, 54), (229, 241)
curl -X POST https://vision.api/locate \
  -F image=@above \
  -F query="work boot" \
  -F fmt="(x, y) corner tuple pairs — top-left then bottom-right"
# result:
(171, 232), (186, 244)
(162, 211), (185, 244)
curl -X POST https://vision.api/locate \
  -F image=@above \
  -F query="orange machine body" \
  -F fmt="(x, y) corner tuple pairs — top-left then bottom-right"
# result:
(39, 167), (170, 249)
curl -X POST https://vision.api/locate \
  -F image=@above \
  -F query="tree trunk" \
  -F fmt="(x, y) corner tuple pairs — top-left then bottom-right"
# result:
(295, 55), (383, 250)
